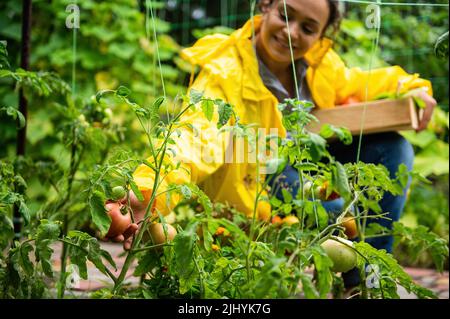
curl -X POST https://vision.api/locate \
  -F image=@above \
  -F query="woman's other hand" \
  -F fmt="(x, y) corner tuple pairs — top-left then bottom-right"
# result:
(404, 87), (437, 132)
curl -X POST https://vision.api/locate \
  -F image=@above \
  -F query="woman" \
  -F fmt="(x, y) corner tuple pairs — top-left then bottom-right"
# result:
(106, 0), (436, 286)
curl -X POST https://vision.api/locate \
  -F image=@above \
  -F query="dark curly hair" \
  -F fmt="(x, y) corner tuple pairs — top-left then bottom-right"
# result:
(258, 0), (342, 37)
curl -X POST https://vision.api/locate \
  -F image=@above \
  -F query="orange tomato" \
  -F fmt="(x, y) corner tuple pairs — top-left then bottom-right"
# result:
(257, 200), (272, 222)
(340, 96), (361, 106)
(283, 215), (300, 226)
(271, 215), (283, 226)
(215, 226), (226, 236)
(214, 226), (230, 237)
(341, 216), (358, 239)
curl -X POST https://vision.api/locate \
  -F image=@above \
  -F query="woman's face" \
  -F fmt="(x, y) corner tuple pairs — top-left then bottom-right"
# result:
(257, 0), (330, 64)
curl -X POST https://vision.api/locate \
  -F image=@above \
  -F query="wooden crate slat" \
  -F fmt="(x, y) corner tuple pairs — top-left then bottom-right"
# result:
(307, 97), (419, 135)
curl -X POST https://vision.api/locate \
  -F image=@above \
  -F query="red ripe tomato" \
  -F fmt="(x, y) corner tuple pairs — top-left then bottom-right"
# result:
(105, 202), (132, 238)
(327, 191), (341, 201)
(314, 181), (340, 201)
(340, 96), (361, 106)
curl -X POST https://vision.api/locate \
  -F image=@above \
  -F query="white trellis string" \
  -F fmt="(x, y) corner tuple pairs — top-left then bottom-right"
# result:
(249, 0), (261, 213)
(282, 0), (301, 101)
(356, 0), (383, 163)
(145, 0), (155, 99)
(147, 0), (167, 99)
(71, 0), (78, 99)
(338, 0), (448, 6)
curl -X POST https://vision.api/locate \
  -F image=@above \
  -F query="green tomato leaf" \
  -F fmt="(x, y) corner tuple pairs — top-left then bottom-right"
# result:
(0, 212), (14, 250)
(2, 106), (26, 129)
(89, 190), (111, 237)
(395, 163), (410, 189)
(355, 241), (437, 299)
(310, 245), (333, 298)
(281, 189), (293, 203)
(189, 88), (203, 105)
(331, 162), (351, 200)
(307, 133), (327, 162)
(86, 237), (113, 275)
(150, 96), (164, 123)
(129, 179), (144, 202)
(216, 100), (234, 129)
(319, 124), (352, 145)
(36, 219), (61, 242)
(19, 242), (34, 277)
(299, 273), (320, 299)
(18, 200), (30, 225)
(35, 220), (61, 277)
(174, 222), (198, 294)
(201, 99), (214, 122)
(116, 85), (131, 97)
(134, 250), (160, 276)
(393, 223), (449, 273)
(434, 31), (449, 59)
(0, 41), (11, 70)
(294, 162), (318, 172)
(180, 185), (192, 199)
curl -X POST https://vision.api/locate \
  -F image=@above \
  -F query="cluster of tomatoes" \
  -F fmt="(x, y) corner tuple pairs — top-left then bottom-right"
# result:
(268, 180), (360, 274)
(270, 213), (358, 272)
(105, 186), (359, 274)
(104, 186), (177, 246)
(271, 212), (358, 240)
(302, 180), (341, 202)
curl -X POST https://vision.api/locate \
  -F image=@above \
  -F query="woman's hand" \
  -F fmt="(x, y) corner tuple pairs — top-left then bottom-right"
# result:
(405, 88), (437, 132)
(103, 189), (151, 250)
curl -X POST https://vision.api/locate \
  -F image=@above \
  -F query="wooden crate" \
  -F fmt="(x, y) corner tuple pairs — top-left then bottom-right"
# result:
(307, 97), (420, 135)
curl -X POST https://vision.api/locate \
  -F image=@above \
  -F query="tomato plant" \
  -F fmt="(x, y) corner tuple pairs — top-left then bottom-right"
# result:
(0, 62), (447, 300)
(0, 1), (448, 301)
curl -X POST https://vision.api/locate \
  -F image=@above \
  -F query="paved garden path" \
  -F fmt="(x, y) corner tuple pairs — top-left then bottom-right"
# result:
(52, 242), (449, 299)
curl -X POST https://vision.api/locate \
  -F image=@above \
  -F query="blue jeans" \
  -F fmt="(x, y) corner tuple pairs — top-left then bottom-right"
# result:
(268, 132), (414, 287)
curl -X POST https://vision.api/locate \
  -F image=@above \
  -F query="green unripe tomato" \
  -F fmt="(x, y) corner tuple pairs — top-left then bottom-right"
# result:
(321, 238), (357, 273)
(266, 156), (288, 175)
(111, 186), (127, 201)
(302, 181), (313, 198)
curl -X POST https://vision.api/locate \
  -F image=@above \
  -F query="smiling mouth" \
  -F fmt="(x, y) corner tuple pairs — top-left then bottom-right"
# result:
(274, 35), (297, 50)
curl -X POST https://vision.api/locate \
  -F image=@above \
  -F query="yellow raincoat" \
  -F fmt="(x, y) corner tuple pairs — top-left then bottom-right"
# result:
(133, 16), (433, 219)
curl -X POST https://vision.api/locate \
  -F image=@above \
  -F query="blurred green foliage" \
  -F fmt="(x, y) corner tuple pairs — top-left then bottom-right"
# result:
(0, 0), (188, 160)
